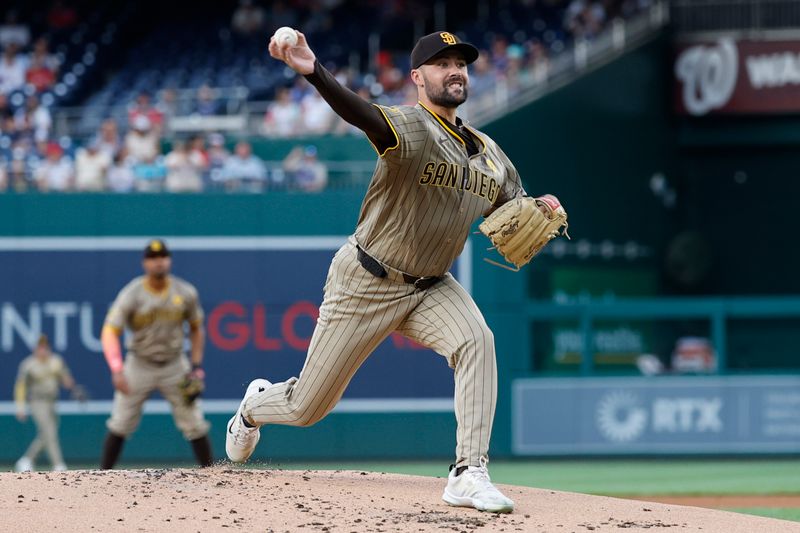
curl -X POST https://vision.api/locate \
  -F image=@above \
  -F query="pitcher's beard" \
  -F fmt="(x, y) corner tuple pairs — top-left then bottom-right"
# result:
(426, 82), (468, 108)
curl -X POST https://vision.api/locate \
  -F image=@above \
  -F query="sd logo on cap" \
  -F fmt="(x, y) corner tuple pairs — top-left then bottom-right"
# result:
(143, 239), (171, 258)
(410, 31), (479, 69)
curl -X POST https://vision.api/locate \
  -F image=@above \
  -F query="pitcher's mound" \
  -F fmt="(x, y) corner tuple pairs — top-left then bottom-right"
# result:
(2, 467), (798, 532)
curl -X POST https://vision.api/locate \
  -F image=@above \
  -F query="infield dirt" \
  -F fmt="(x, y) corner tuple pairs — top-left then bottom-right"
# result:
(2, 466), (799, 532)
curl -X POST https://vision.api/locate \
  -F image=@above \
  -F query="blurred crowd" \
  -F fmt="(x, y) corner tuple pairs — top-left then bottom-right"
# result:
(0, 91), (327, 194)
(0, 0), (654, 193)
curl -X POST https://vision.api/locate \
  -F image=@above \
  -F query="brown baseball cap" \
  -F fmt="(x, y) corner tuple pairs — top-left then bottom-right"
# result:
(410, 31), (479, 69)
(143, 239), (171, 258)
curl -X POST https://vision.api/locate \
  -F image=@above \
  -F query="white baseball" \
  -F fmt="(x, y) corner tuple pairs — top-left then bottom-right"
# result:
(274, 26), (298, 47)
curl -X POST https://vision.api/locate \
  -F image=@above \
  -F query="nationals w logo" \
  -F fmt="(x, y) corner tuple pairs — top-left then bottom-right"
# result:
(675, 39), (738, 116)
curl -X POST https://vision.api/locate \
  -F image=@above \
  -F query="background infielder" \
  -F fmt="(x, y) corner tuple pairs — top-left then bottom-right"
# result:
(99, 239), (213, 469)
(13, 334), (83, 472)
(227, 31), (530, 513)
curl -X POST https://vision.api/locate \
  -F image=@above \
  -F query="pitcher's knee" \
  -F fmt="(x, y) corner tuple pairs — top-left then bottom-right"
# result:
(293, 407), (326, 427)
(453, 324), (495, 363)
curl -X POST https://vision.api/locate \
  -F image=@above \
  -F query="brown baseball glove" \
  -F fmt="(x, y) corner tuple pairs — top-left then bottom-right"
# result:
(478, 194), (569, 271)
(70, 384), (89, 402)
(179, 366), (205, 404)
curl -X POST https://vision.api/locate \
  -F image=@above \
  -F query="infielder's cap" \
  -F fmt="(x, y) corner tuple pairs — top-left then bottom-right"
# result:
(143, 239), (171, 258)
(410, 31), (479, 69)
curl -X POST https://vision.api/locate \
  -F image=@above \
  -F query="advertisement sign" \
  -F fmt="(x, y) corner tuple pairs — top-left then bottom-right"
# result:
(0, 237), (471, 410)
(536, 267), (657, 372)
(675, 39), (800, 115)
(513, 376), (800, 454)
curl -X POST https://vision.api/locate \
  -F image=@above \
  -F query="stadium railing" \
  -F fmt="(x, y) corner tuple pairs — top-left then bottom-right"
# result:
(525, 296), (800, 375)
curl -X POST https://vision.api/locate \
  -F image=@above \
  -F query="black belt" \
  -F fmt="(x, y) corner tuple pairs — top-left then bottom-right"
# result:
(134, 356), (172, 367)
(356, 246), (440, 290)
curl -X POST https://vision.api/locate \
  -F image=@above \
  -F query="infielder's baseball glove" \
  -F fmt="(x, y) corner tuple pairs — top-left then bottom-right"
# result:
(179, 366), (205, 404)
(70, 384), (89, 402)
(479, 194), (569, 271)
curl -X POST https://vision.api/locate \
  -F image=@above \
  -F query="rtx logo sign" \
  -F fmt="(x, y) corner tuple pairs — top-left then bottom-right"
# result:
(595, 391), (724, 442)
(652, 398), (723, 433)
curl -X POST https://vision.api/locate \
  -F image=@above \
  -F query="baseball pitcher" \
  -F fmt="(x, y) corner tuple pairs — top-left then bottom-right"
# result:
(226, 31), (567, 513)
(14, 335), (82, 472)
(99, 239), (213, 468)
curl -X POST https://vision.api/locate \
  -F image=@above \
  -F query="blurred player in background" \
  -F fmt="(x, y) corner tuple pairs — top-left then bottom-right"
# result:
(98, 239), (213, 468)
(14, 334), (82, 472)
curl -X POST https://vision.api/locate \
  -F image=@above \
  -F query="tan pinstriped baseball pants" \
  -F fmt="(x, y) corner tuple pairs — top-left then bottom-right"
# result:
(23, 399), (64, 466)
(106, 355), (210, 440)
(243, 240), (497, 467)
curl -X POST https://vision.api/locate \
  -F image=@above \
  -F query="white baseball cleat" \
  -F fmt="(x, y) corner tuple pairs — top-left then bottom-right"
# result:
(14, 456), (33, 472)
(442, 458), (514, 513)
(53, 463), (68, 472)
(225, 378), (271, 463)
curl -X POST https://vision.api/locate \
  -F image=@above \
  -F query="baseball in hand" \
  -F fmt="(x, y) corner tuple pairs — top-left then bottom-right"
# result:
(274, 26), (298, 47)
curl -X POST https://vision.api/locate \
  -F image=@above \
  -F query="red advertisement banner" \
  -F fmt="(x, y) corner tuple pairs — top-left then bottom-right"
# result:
(674, 39), (800, 115)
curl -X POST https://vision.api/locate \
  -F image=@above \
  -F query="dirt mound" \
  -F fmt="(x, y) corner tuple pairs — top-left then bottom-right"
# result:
(2, 467), (798, 532)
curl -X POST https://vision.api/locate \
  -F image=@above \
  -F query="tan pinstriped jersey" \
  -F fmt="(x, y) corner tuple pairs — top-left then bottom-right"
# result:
(15, 354), (71, 401)
(354, 102), (526, 277)
(104, 276), (203, 363)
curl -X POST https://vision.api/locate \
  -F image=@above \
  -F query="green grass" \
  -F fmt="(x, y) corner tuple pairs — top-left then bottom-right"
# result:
(12, 459), (800, 496)
(271, 459), (800, 496)
(727, 508), (800, 522)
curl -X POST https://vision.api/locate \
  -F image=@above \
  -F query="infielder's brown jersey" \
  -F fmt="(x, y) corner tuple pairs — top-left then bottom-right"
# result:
(104, 276), (203, 363)
(15, 354), (72, 402)
(354, 102), (525, 277)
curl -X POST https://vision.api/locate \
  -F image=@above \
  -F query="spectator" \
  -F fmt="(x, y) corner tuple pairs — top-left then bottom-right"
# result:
(157, 87), (179, 126)
(0, 93), (13, 122)
(0, 158), (6, 191)
(490, 36), (510, 73)
(193, 85), (220, 116)
(106, 149), (135, 193)
(376, 51), (404, 94)
(566, 0), (606, 40)
(124, 115), (160, 164)
(14, 95), (52, 142)
(164, 140), (204, 193)
(527, 40), (550, 85)
(300, 91), (335, 135)
(504, 45), (532, 92)
(262, 87), (300, 137)
(75, 138), (111, 191)
(205, 132), (229, 188)
(467, 54), (495, 105)
(0, 11), (30, 48)
(188, 134), (210, 184)
(25, 55), (57, 93)
(34, 142), (73, 192)
(30, 37), (60, 73)
(206, 132), (229, 168)
(127, 92), (164, 133)
(0, 43), (27, 95)
(221, 140), (266, 192)
(132, 157), (166, 193)
(47, 0), (78, 31)
(283, 145), (327, 193)
(231, 0), (265, 36)
(8, 156), (29, 192)
(96, 118), (121, 158)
